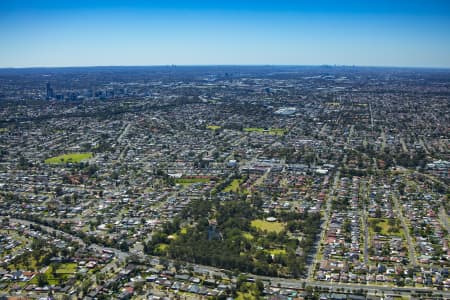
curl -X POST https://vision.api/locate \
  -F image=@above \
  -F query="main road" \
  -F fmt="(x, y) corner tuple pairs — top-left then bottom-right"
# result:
(4, 217), (129, 260)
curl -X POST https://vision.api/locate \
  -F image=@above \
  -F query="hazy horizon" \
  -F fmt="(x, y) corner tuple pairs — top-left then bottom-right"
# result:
(1, 64), (450, 71)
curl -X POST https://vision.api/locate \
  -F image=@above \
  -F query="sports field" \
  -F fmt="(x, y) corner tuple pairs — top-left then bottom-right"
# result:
(45, 152), (93, 164)
(251, 219), (285, 233)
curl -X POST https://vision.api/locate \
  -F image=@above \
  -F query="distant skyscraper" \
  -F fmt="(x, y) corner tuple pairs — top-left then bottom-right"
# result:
(46, 82), (54, 99)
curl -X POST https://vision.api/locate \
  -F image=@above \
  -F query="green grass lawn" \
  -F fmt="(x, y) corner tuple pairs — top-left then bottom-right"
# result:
(175, 177), (211, 186)
(244, 127), (287, 136)
(156, 243), (169, 253)
(223, 178), (247, 193)
(55, 263), (77, 274)
(244, 127), (263, 132)
(0, 128), (8, 133)
(168, 233), (178, 240)
(267, 128), (287, 135)
(45, 152), (93, 164)
(369, 218), (404, 238)
(169, 226), (190, 239)
(267, 248), (286, 255)
(206, 125), (221, 130)
(242, 232), (254, 240)
(251, 219), (285, 233)
(30, 263), (76, 285)
(378, 219), (391, 235)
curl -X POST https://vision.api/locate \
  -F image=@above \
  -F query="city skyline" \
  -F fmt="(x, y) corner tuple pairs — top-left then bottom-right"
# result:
(1, 0), (450, 68)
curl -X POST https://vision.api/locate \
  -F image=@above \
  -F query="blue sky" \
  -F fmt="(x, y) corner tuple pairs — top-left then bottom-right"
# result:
(1, 0), (450, 67)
